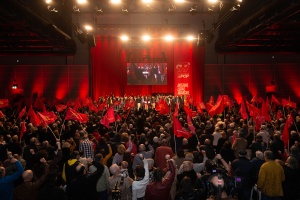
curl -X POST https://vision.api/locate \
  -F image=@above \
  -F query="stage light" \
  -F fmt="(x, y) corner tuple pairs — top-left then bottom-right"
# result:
(45, 0), (52, 4)
(95, 7), (103, 12)
(168, 4), (176, 12)
(120, 35), (129, 41)
(122, 7), (128, 12)
(164, 35), (174, 41)
(111, 0), (121, 4)
(77, 0), (87, 4)
(47, 5), (58, 12)
(73, 5), (80, 12)
(208, 0), (219, 3)
(142, 35), (151, 41)
(142, 0), (153, 4)
(174, 0), (184, 3)
(12, 80), (18, 90)
(186, 35), (195, 41)
(84, 25), (93, 31)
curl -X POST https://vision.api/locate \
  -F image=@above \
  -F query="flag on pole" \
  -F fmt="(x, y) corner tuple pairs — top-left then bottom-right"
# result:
(0, 99), (9, 108)
(282, 114), (294, 148)
(55, 104), (67, 112)
(65, 107), (88, 123)
(100, 107), (115, 128)
(187, 115), (196, 134)
(155, 98), (170, 115)
(173, 116), (192, 139)
(20, 121), (26, 140)
(271, 95), (281, 105)
(28, 106), (41, 126)
(208, 96), (225, 116)
(240, 101), (248, 120)
(18, 106), (27, 119)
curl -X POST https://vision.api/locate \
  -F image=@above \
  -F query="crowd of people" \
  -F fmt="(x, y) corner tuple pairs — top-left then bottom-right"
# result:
(0, 94), (300, 200)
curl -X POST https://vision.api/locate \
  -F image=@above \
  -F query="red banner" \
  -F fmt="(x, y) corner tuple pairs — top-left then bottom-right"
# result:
(174, 62), (192, 96)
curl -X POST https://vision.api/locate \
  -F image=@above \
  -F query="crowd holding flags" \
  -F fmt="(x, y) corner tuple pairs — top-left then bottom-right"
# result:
(0, 93), (299, 153)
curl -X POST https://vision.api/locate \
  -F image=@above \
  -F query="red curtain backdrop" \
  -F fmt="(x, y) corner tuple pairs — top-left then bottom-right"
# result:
(91, 35), (205, 102)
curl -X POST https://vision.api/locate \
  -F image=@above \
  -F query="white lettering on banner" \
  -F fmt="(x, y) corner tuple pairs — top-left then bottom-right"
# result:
(177, 83), (189, 95)
(177, 74), (189, 78)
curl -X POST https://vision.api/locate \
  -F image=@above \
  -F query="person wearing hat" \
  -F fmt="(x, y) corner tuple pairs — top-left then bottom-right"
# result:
(231, 150), (255, 200)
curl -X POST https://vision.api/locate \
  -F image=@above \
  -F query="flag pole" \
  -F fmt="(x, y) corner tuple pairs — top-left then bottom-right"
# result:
(59, 108), (68, 137)
(47, 125), (58, 140)
(173, 133), (177, 155)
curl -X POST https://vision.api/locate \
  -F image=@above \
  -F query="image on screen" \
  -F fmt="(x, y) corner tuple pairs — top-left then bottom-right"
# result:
(127, 62), (167, 85)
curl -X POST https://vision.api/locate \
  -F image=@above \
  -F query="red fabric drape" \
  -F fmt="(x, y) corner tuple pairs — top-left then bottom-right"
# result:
(91, 35), (205, 102)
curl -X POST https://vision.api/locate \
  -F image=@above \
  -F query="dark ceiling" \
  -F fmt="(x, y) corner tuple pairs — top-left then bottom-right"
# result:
(0, 0), (299, 54)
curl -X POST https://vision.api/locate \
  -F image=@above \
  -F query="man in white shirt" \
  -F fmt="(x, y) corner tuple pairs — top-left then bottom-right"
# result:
(132, 154), (149, 200)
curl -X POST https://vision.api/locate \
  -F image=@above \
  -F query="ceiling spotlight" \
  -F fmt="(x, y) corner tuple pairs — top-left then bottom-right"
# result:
(45, 0), (52, 4)
(73, 5), (80, 12)
(231, 3), (240, 11)
(84, 25), (93, 31)
(12, 80), (18, 90)
(174, 0), (184, 3)
(164, 35), (174, 41)
(77, 0), (87, 4)
(168, 4), (176, 12)
(142, 0), (153, 4)
(142, 35), (151, 41)
(186, 35), (195, 41)
(111, 0), (121, 4)
(122, 7), (128, 12)
(120, 35), (129, 41)
(47, 5), (58, 12)
(95, 7), (103, 12)
(189, 5), (197, 13)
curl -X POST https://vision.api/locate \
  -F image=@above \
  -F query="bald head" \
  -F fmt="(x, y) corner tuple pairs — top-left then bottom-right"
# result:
(22, 170), (33, 182)
(139, 144), (146, 151)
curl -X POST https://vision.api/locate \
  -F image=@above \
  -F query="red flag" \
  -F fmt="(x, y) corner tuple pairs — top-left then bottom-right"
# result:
(98, 99), (107, 111)
(0, 99), (9, 108)
(155, 98), (170, 115)
(187, 115), (196, 134)
(174, 102), (179, 117)
(184, 105), (197, 118)
(124, 99), (135, 110)
(88, 101), (98, 113)
(65, 107), (88, 123)
(208, 96), (225, 116)
(81, 98), (92, 107)
(20, 121), (26, 140)
(255, 114), (266, 131)
(18, 106), (27, 119)
(261, 101), (271, 122)
(34, 97), (46, 112)
(28, 106), (41, 126)
(100, 107), (115, 128)
(206, 96), (214, 111)
(78, 113), (89, 124)
(55, 104), (67, 112)
(282, 98), (296, 109)
(282, 114), (294, 148)
(276, 110), (283, 120)
(116, 113), (122, 121)
(0, 111), (5, 118)
(173, 116), (192, 139)
(196, 103), (203, 114)
(246, 101), (261, 119)
(66, 99), (75, 107)
(38, 111), (57, 125)
(113, 100), (121, 106)
(271, 95), (281, 105)
(240, 101), (248, 120)
(251, 95), (258, 103)
(73, 99), (82, 111)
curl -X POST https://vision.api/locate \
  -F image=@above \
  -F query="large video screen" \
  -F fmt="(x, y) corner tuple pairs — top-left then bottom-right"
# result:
(127, 63), (167, 85)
